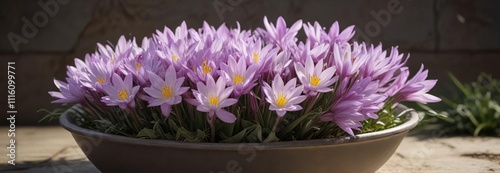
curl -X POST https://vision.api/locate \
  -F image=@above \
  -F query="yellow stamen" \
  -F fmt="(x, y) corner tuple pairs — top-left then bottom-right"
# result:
(209, 96), (219, 106)
(118, 90), (128, 100)
(202, 60), (212, 74)
(310, 75), (321, 86)
(135, 62), (142, 71)
(252, 53), (259, 63)
(233, 74), (244, 85)
(172, 55), (179, 61)
(111, 55), (115, 64)
(276, 93), (287, 108)
(97, 77), (105, 84)
(161, 86), (173, 99)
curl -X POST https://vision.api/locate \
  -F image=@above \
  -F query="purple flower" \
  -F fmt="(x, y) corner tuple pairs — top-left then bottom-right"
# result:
(192, 75), (238, 123)
(101, 73), (140, 109)
(221, 56), (258, 97)
(81, 58), (113, 92)
(386, 65), (441, 104)
(330, 43), (365, 79)
(49, 16), (441, 140)
(96, 36), (133, 68)
(272, 51), (293, 76)
(302, 21), (324, 46)
(326, 21), (355, 44)
(303, 21), (354, 46)
(156, 40), (190, 71)
(49, 76), (84, 104)
(358, 44), (407, 90)
(263, 75), (307, 117)
(186, 50), (219, 83)
(262, 16), (302, 49)
(122, 37), (163, 85)
(238, 41), (277, 74)
(154, 21), (189, 45)
(321, 78), (386, 136)
(294, 57), (338, 96)
(143, 66), (189, 117)
(294, 41), (329, 63)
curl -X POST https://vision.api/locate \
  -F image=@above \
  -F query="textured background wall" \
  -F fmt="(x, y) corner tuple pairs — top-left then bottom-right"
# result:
(0, 0), (499, 125)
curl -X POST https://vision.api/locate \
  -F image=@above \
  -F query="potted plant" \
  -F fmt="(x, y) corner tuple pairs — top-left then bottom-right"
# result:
(49, 16), (440, 173)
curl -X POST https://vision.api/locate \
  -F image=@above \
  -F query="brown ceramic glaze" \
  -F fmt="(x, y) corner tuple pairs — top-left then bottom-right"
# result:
(60, 105), (419, 173)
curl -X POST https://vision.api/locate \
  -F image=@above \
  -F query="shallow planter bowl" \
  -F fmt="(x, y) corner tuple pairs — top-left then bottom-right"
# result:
(60, 105), (419, 173)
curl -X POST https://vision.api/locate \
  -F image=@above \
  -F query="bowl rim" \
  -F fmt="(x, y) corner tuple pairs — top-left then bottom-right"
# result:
(60, 104), (419, 150)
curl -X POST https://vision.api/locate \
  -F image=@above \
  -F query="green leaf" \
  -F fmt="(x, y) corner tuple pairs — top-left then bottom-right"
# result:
(280, 112), (314, 137)
(195, 129), (208, 141)
(176, 127), (197, 141)
(221, 128), (247, 143)
(448, 72), (471, 96)
(136, 128), (158, 139)
(153, 120), (166, 139)
(246, 124), (263, 142)
(240, 119), (254, 128)
(263, 132), (280, 143)
(168, 119), (179, 131)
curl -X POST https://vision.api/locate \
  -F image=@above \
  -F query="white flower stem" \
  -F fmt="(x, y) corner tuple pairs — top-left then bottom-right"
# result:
(80, 100), (98, 120)
(208, 114), (216, 142)
(272, 116), (282, 132)
(305, 94), (319, 113)
(127, 107), (142, 130)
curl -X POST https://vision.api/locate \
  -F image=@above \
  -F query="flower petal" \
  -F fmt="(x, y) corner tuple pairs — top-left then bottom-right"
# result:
(160, 104), (172, 117)
(216, 109), (237, 123)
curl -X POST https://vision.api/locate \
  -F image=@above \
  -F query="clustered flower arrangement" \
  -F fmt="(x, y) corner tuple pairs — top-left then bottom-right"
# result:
(49, 17), (440, 143)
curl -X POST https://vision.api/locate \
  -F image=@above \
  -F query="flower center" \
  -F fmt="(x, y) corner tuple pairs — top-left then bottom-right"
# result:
(276, 93), (287, 108)
(172, 55), (179, 61)
(161, 85), (173, 99)
(97, 77), (105, 84)
(202, 60), (212, 74)
(118, 90), (128, 100)
(252, 53), (259, 63)
(233, 74), (244, 85)
(135, 62), (142, 71)
(310, 75), (321, 86)
(209, 96), (219, 106)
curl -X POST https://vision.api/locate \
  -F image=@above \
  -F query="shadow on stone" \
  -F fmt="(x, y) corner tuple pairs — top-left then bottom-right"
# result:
(0, 159), (99, 173)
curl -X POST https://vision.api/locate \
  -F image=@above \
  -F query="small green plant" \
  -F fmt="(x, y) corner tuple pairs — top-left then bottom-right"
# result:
(418, 73), (500, 136)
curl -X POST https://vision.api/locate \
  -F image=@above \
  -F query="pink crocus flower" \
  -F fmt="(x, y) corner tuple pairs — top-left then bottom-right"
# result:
(262, 16), (303, 49)
(240, 41), (277, 73)
(386, 65), (441, 104)
(81, 58), (113, 92)
(325, 21), (355, 44)
(186, 50), (218, 83)
(101, 73), (140, 109)
(49, 76), (84, 104)
(143, 66), (189, 117)
(192, 75), (238, 123)
(330, 43), (366, 80)
(263, 75), (307, 117)
(302, 21), (355, 46)
(321, 78), (386, 136)
(221, 56), (258, 97)
(294, 57), (338, 96)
